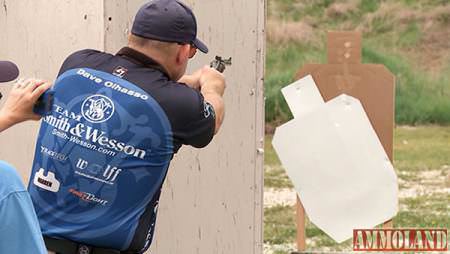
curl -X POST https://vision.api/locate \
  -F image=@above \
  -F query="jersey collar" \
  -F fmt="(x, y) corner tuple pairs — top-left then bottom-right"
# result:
(116, 47), (170, 78)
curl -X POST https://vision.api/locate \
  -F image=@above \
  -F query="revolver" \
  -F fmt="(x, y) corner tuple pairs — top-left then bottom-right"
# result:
(210, 56), (232, 73)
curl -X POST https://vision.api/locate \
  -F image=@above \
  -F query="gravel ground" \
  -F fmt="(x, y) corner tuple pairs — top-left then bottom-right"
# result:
(264, 188), (297, 208)
(263, 165), (450, 253)
(265, 167), (450, 207)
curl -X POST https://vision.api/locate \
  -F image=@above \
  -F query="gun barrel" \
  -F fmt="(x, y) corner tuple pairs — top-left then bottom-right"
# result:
(210, 56), (232, 73)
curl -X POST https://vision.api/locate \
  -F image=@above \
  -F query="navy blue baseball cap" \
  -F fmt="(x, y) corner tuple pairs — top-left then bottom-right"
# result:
(0, 61), (19, 83)
(132, 0), (209, 53)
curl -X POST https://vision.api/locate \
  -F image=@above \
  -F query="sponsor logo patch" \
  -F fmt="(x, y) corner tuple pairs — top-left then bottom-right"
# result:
(33, 168), (60, 192)
(112, 66), (128, 78)
(69, 188), (108, 206)
(75, 158), (122, 185)
(81, 94), (115, 123)
(203, 101), (215, 119)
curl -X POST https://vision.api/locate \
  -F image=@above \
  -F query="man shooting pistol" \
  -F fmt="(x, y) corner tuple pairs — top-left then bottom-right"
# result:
(28, 1), (228, 254)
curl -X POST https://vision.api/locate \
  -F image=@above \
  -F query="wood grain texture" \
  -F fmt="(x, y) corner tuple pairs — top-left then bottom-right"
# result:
(145, 0), (265, 253)
(0, 0), (104, 182)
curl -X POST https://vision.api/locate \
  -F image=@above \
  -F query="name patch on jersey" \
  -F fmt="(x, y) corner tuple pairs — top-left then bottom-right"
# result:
(77, 69), (148, 100)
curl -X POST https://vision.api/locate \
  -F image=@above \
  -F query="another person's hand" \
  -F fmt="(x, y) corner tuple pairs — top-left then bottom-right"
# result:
(0, 79), (51, 132)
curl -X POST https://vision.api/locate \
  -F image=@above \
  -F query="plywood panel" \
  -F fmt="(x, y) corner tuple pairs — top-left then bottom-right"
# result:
(146, 0), (265, 252)
(0, 0), (264, 253)
(0, 0), (104, 182)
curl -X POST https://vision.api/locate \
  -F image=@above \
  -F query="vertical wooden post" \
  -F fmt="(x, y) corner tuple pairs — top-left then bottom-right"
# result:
(296, 197), (306, 251)
(383, 220), (394, 228)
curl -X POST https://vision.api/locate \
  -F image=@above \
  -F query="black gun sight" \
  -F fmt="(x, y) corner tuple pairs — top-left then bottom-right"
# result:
(210, 56), (232, 73)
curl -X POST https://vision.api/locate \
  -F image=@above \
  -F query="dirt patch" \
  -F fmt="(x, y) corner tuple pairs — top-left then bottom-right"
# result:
(398, 168), (450, 198)
(358, 3), (450, 72)
(423, 5), (450, 23)
(445, 165), (450, 188)
(326, 1), (358, 18)
(264, 188), (297, 208)
(414, 23), (450, 74)
(267, 19), (316, 44)
(264, 243), (295, 254)
(357, 2), (420, 33)
(265, 122), (277, 134)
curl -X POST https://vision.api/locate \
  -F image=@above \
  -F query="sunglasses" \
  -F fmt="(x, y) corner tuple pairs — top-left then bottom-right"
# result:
(178, 43), (197, 59)
(188, 44), (198, 59)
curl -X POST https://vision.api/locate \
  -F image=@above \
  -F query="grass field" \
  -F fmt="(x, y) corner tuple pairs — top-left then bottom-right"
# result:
(263, 1), (449, 252)
(263, 126), (450, 253)
(265, 0), (450, 126)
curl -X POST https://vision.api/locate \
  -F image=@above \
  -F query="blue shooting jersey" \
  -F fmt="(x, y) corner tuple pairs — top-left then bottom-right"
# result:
(28, 47), (216, 253)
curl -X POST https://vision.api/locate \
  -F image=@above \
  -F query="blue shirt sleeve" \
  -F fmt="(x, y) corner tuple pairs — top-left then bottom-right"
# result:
(0, 161), (47, 254)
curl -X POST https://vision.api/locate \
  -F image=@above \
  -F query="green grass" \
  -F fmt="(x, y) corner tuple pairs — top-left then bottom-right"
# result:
(265, 41), (450, 125)
(264, 126), (450, 251)
(265, 42), (324, 123)
(269, 0), (333, 21)
(265, 205), (297, 244)
(265, 165), (294, 189)
(359, 0), (380, 14)
(264, 1), (450, 252)
(397, 194), (450, 227)
(397, 22), (422, 47)
(363, 48), (450, 125)
(265, 0), (450, 126)
(264, 136), (292, 189)
(402, 0), (450, 8)
(264, 205), (354, 250)
(394, 126), (450, 171)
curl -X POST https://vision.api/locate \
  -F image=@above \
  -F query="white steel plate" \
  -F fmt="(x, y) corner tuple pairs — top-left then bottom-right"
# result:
(272, 80), (398, 243)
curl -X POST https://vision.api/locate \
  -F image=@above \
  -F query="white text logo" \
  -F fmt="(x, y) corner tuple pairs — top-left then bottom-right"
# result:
(75, 158), (122, 185)
(81, 95), (115, 123)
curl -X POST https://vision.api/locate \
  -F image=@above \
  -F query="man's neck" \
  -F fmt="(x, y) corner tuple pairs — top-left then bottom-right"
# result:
(127, 45), (176, 80)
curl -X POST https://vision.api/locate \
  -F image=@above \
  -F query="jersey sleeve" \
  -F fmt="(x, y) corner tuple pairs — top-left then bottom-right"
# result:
(166, 82), (216, 149)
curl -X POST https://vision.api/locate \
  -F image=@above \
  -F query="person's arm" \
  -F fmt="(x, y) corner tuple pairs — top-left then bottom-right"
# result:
(198, 67), (226, 134)
(178, 66), (225, 134)
(178, 68), (202, 90)
(0, 79), (51, 132)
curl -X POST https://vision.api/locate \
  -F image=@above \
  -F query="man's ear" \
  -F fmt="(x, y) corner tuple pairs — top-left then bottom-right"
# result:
(175, 44), (190, 65)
